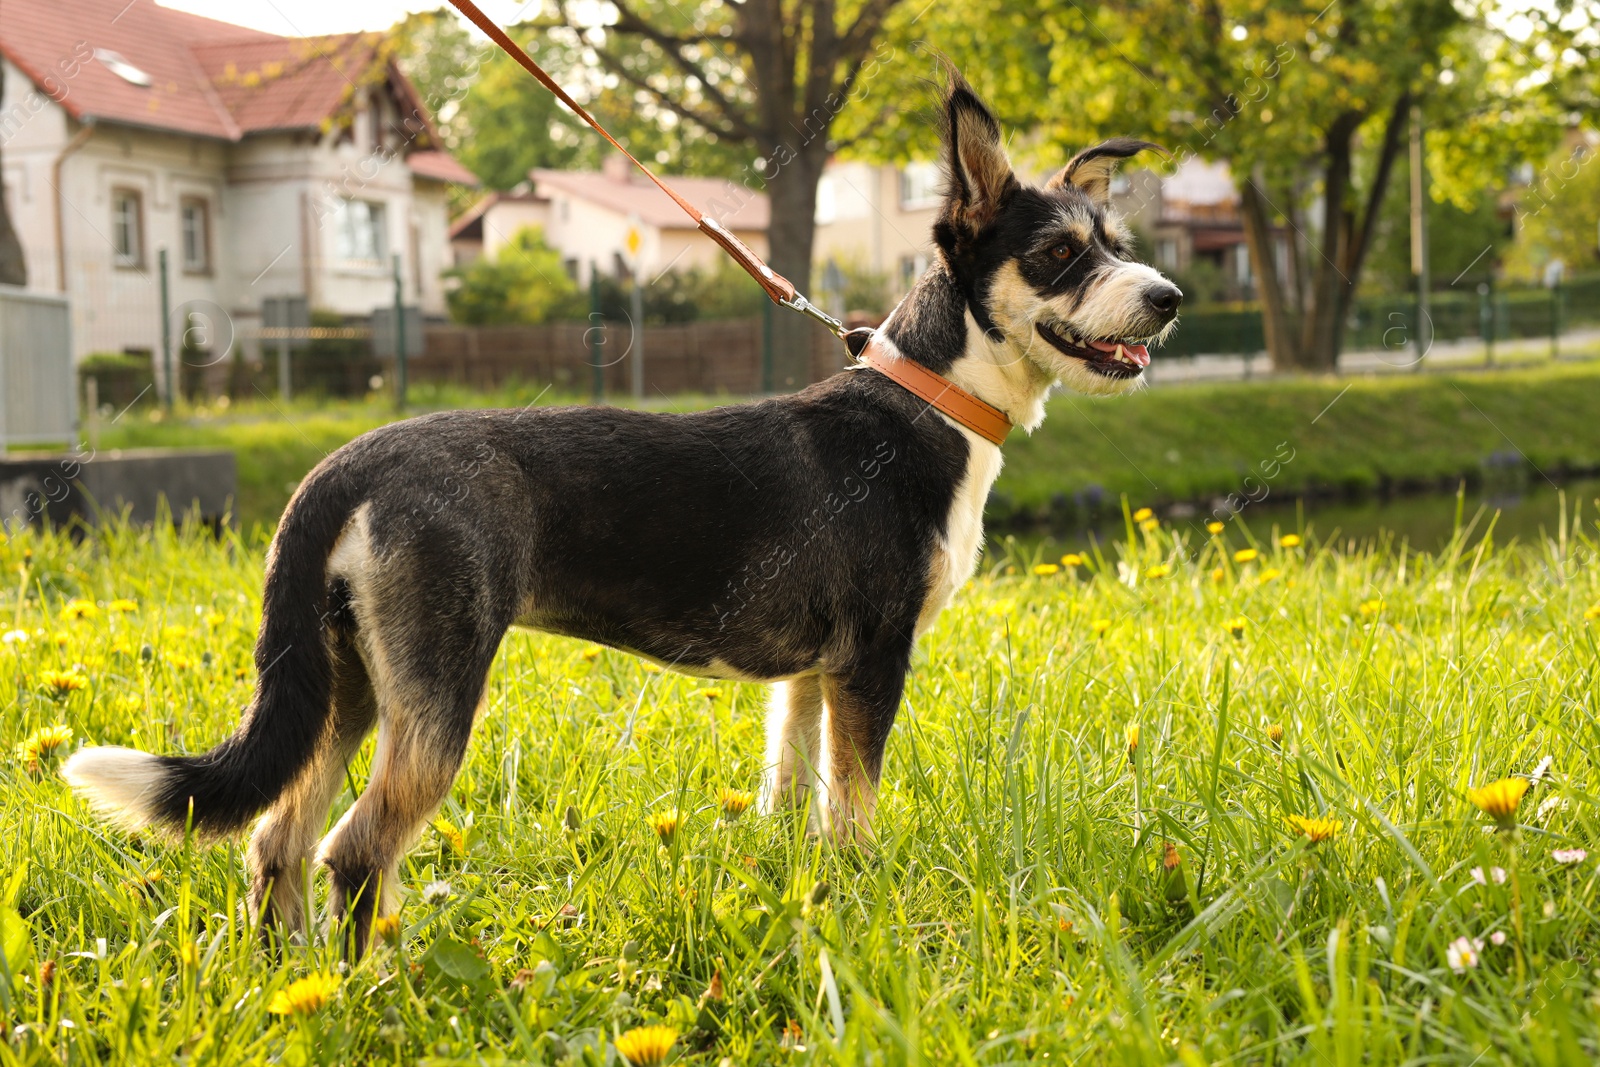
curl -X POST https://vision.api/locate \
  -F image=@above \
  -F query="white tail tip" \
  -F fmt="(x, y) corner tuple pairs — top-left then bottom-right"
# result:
(62, 746), (166, 829)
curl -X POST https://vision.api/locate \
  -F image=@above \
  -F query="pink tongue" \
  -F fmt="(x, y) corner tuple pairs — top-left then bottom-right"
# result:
(1086, 339), (1151, 367)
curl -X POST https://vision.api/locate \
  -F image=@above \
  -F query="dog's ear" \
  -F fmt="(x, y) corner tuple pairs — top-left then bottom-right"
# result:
(938, 69), (1016, 236)
(1046, 139), (1166, 206)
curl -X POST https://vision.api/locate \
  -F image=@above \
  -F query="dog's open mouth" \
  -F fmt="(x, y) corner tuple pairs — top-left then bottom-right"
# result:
(1036, 322), (1152, 379)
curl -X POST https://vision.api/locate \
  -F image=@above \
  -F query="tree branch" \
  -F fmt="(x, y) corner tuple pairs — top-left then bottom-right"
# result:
(587, 49), (746, 142)
(606, 0), (759, 135)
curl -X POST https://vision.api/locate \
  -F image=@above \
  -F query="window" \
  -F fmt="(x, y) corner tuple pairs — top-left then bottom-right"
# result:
(815, 175), (837, 226)
(334, 199), (386, 263)
(899, 162), (941, 210)
(899, 252), (928, 292)
(112, 188), (143, 267)
(180, 197), (210, 273)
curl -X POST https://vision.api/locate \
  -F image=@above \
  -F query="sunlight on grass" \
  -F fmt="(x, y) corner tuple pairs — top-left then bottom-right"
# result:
(2, 502), (1598, 1063)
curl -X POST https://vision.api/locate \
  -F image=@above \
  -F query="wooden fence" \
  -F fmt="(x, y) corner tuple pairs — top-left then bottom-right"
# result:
(413, 317), (849, 396)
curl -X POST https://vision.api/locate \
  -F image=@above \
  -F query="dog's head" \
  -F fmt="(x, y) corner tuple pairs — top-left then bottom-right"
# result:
(932, 72), (1181, 397)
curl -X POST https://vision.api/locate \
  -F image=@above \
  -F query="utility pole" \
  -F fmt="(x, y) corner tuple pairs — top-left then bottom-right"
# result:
(1408, 103), (1430, 371)
(589, 262), (604, 404)
(158, 248), (173, 410)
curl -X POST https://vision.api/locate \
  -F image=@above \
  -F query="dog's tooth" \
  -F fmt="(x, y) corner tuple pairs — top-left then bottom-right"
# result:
(1115, 343), (1127, 363)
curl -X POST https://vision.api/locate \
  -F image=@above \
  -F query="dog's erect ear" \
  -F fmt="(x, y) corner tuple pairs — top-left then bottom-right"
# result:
(939, 69), (1016, 235)
(1046, 139), (1166, 206)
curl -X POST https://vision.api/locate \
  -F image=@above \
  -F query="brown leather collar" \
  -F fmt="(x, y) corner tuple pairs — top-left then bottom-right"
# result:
(857, 335), (1012, 447)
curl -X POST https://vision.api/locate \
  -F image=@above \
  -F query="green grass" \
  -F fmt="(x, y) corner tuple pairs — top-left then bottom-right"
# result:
(4, 509), (1600, 1064)
(85, 358), (1600, 533)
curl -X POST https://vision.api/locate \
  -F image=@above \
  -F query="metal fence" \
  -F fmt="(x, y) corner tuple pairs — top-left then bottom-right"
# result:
(0, 285), (75, 445)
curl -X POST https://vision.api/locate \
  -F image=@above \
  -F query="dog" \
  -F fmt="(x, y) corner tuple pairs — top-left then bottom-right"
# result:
(64, 69), (1180, 955)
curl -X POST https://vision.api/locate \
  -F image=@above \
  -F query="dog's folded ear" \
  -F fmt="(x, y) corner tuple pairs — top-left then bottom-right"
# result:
(937, 68), (1016, 241)
(1046, 139), (1167, 206)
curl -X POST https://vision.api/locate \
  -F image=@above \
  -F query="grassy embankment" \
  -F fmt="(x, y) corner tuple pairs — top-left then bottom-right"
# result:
(81, 359), (1600, 533)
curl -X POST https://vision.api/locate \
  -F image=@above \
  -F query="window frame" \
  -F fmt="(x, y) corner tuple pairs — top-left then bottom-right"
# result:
(179, 195), (212, 275)
(111, 186), (145, 269)
(334, 197), (388, 266)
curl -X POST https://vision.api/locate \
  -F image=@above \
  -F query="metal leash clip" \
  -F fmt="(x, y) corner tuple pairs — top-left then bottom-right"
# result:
(780, 292), (847, 338)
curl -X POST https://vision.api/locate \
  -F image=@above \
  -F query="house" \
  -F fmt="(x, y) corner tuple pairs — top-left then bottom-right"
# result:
(813, 160), (943, 303)
(451, 154), (768, 285)
(0, 0), (476, 370)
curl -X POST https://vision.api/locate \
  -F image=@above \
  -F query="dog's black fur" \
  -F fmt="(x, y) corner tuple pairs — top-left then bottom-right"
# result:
(65, 69), (1181, 954)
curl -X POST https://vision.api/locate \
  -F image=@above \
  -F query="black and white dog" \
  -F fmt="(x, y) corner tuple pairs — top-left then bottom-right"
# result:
(65, 70), (1180, 952)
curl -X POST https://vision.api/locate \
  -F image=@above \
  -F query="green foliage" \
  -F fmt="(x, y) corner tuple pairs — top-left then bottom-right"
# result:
(592, 260), (769, 325)
(446, 226), (580, 325)
(4, 504), (1600, 1061)
(1503, 143), (1600, 282)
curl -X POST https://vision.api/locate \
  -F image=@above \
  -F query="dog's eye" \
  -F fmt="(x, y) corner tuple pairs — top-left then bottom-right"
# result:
(1050, 244), (1073, 260)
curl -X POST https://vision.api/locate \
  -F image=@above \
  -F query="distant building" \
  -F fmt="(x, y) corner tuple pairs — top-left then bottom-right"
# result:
(813, 160), (943, 304)
(0, 0), (476, 364)
(451, 155), (769, 286)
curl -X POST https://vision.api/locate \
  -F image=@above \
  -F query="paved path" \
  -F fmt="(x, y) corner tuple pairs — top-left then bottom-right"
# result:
(1144, 327), (1600, 386)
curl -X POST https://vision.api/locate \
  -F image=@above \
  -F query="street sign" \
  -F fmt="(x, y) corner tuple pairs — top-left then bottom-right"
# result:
(625, 225), (642, 258)
(262, 296), (310, 342)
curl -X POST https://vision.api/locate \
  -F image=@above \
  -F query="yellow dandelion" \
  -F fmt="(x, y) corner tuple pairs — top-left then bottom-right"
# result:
(1060, 553), (1084, 568)
(16, 724), (72, 772)
(1279, 534), (1302, 548)
(1467, 777), (1529, 829)
(1223, 617), (1247, 639)
(60, 599), (98, 621)
(1139, 518), (1160, 533)
(698, 687), (724, 701)
(166, 653), (194, 671)
(372, 914), (401, 941)
(1259, 567), (1283, 582)
(648, 808), (682, 845)
(641, 662), (662, 674)
(717, 787), (754, 821)
(40, 670), (88, 697)
(1210, 566), (1226, 583)
(1358, 599), (1384, 616)
(50, 633), (69, 647)
(267, 972), (340, 1016)
(204, 612), (226, 628)
(1266, 723), (1284, 744)
(1033, 562), (1060, 576)
(581, 645), (603, 661)
(1132, 507), (1154, 523)
(1285, 814), (1342, 843)
(614, 1024), (677, 1066)
(1125, 723), (1141, 760)
(1206, 521), (1225, 535)
(1233, 548), (1259, 564)
(178, 941), (199, 967)
(1583, 605), (1600, 621)
(433, 817), (466, 856)
(1145, 562), (1172, 579)
(107, 598), (138, 613)
(1090, 619), (1111, 637)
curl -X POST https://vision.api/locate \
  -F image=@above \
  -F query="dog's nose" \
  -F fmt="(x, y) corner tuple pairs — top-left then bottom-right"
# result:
(1146, 283), (1182, 318)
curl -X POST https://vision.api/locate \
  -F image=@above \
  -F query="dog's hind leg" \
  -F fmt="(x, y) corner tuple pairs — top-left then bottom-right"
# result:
(760, 674), (824, 815)
(314, 588), (504, 957)
(246, 621), (377, 942)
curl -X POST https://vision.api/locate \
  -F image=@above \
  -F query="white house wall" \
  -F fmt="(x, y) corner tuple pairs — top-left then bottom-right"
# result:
(0, 56), (71, 295)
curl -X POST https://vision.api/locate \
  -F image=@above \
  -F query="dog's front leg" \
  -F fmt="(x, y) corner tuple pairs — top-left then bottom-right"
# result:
(818, 660), (908, 844)
(760, 675), (824, 815)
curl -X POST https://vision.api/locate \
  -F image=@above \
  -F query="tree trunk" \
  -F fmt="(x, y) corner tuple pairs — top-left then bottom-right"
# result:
(1239, 176), (1299, 370)
(1297, 114), (1361, 371)
(1330, 92), (1411, 358)
(0, 63), (28, 288)
(760, 144), (827, 390)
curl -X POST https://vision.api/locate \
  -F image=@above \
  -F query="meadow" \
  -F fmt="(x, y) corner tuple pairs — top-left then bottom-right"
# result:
(2, 500), (1599, 1065)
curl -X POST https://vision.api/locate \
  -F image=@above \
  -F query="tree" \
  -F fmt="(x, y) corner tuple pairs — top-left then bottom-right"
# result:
(1024, 0), (1569, 371)
(446, 226), (579, 324)
(555, 0), (911, 388)
(1504, 141), (1600, 281)
(0, 62), (26, 287)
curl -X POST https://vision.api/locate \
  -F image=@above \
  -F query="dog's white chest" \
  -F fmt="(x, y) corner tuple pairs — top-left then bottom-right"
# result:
(918, 434), (1004, 635)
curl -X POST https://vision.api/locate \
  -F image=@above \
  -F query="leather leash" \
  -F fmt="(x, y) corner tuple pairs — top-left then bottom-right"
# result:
(442, 0), (1014, 446)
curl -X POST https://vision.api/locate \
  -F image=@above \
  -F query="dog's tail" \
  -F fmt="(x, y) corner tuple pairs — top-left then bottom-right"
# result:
(64, 468), (363, 836)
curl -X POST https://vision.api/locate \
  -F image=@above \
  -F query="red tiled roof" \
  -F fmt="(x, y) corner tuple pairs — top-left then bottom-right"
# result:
(0, 0), (476, 184)
(410, 150), (480, 187)
(533, 169), (768, 231)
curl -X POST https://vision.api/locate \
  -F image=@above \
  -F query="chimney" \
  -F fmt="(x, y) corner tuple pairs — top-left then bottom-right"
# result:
(602, 152), (631, 183)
